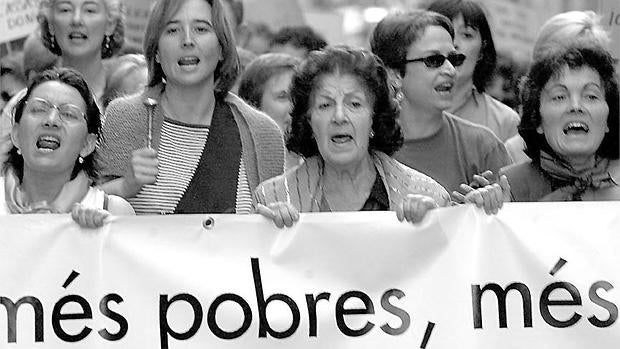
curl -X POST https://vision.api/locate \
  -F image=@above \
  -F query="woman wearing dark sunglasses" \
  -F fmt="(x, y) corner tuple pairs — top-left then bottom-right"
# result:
(370, 10), (511, 195)
(427, 0), (520, 142)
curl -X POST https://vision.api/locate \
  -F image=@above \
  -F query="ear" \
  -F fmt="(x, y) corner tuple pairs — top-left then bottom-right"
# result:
(80, 133), (97, 158)
(536, 125), (544, 134)
(10, 123), (21, 151)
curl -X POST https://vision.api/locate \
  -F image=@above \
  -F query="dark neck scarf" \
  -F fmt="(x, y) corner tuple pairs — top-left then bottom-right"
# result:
(539, 151), (616, 200)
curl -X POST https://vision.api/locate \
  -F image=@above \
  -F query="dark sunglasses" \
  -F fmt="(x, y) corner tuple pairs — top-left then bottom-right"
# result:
(404, 52), (466, 68)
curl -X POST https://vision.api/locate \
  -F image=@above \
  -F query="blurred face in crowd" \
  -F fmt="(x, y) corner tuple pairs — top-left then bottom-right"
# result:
(157, 0), (222, 88)
(401, 25), (458, 115)
(49, 0), (114, 58)
(260, 69), (295, 132)
(310, 73), (374, 169)
(538, 65), (609, 164)
(452, 13), (481, 87)
(12, 81), (95, 179)
(271, 43), (307, 59)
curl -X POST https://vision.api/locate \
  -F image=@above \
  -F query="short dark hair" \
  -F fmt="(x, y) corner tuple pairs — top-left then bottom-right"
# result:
(519, 40), (619, 162)
(426, 0), (497, 92)
(143, 0), (240, 99)
(287, 46), (403, 158)
(238, 53), (301, 109)
(8, 67), (103, 181)
(270, 26), (327, 54)
(370, 10), (455, 77)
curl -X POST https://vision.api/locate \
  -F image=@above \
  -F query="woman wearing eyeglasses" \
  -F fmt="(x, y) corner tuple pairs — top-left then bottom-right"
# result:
(370, 10), (511, 195)
(426, 0), (520, 142)
(1, 68), (134, 227)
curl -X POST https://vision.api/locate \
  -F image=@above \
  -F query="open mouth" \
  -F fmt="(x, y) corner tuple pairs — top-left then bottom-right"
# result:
(36, 135), (60, 151)
(178, 56), (200, 66)
(434, 81), (453, 94)
(563, 121), (589, 135)
(331, 134), (353, 144)
(68, 32), (88, 40)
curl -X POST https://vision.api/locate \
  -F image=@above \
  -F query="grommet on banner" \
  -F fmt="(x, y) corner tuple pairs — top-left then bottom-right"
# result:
(202, 216), (215, 229)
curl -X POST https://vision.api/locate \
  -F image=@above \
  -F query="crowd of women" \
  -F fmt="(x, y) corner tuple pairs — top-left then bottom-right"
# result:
(0, 0), (617, 228)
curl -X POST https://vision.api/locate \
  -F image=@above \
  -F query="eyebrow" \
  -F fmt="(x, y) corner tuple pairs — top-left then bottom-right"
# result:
(166, 19), (213, 26)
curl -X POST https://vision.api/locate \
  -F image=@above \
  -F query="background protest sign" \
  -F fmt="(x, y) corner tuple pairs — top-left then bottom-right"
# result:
(0, 0), (41, 44)
(0, 202), (618, 348)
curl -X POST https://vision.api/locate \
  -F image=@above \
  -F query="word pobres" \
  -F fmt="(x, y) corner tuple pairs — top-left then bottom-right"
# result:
(159, 258), (415, 348)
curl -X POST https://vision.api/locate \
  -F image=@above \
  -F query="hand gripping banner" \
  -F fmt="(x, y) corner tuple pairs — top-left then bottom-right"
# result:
(0, 202), (618, 348)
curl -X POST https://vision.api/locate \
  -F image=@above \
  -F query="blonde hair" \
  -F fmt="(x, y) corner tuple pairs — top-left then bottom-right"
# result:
(39, 0), (125, 58)
(533, 11), (610, 61)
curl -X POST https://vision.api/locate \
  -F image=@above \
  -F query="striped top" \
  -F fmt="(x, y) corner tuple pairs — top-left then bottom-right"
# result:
(128, 118), (252, 215)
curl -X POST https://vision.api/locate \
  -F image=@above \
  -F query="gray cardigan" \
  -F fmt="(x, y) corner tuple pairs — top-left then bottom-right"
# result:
(97, 86), (285, 197)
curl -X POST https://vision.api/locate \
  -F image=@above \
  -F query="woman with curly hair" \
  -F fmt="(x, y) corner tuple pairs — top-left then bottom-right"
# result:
(255, 46), (507, 227)
(500, 40), (619, 201)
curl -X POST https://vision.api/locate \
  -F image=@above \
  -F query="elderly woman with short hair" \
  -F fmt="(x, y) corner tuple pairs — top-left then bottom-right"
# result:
(499, 40), (619, 201)
(255, 46), (505, 227)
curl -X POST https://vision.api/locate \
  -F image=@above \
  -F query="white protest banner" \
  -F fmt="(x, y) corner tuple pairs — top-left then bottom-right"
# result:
(0, 0), (41, 44)
(0, 202), (618, 348)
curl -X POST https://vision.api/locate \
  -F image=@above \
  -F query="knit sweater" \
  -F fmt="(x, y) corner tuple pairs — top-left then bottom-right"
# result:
(98, 86), (285, 204)
(255, 151), (451, 212)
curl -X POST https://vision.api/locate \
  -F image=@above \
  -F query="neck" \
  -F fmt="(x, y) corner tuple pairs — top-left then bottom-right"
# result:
(61, 54), (106, 99)
(320, 155), (376, 211)
(162, 83), (217, 125)
(21, 168), (72, 204)
(450, 78), (474, 112)
(399, 98), (444, 140)
(565, 154), (597, 172)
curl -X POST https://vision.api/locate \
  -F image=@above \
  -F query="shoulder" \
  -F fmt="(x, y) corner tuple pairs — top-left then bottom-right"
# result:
(483, 93), (520, 121)
(226, 93), (281, 133)
(373, 152), (451, 206)
(444, 111), (504, 145)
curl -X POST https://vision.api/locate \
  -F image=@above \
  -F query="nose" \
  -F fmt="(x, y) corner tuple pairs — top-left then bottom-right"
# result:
(440, 59), (457, 77)
(71, 8), (83, 25)
(181, 27), (195, 47)
(43, 107), (62, 127)
(569, 94), (585, 113)
(332, 103), (347, 124)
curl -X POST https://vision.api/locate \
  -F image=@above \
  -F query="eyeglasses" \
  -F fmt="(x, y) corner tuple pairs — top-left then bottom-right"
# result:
(24, 97), (86, 123)
(404, 52), (466, 68)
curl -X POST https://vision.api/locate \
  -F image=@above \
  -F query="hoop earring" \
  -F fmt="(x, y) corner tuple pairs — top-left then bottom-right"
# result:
(369, 130), (375, 139)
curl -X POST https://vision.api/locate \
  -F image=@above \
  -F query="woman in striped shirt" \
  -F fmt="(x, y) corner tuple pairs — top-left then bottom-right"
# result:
(97, 0), (285, 214)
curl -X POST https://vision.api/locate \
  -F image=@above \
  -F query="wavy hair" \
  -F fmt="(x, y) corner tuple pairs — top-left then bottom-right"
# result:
(39, 0), (124, 59)
(287, 46), (403, 158)
(519, 40), (619, 162)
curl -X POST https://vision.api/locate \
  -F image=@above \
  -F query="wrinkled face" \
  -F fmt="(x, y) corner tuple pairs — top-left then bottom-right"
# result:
(310, 73), (373, 169)
(538, 66), (609, 162)
(401, 25), (457, 115)
(50, 0), (114, 58)
(260, 69), (294, 132)
(157, 0), (222, 88)
(452, 13), (481, 86)
(11, 81), (96, 178)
